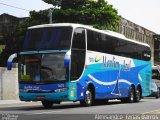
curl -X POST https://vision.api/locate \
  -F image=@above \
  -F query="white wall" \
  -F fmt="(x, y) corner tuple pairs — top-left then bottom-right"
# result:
(0, 67), (19, 100)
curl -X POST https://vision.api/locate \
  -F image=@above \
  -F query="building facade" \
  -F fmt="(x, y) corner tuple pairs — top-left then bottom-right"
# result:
(0, 13), (27, 54)
(0, 13), (26, 41)
(153, 35), (160, 65)
(117, 17), (157, 65)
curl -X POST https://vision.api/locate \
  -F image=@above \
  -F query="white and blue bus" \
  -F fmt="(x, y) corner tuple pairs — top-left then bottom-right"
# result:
(8, 23), (152, 108)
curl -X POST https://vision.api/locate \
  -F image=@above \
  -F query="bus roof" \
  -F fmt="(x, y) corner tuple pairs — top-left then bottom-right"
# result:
(28, 23), (150, 48)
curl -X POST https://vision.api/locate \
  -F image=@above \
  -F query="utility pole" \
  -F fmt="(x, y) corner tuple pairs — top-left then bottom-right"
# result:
(48, 0), (62, 24)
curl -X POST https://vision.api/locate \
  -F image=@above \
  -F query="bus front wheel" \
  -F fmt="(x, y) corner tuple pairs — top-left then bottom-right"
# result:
(41, 101), (53, 108)
(80, 88), (94, 106)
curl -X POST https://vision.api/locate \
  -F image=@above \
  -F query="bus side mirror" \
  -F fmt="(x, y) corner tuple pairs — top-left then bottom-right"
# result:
(7, 53), (17, 70)
(64, 50), (71, 68)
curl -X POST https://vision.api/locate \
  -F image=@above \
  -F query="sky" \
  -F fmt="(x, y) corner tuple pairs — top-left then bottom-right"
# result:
(107, 0), (160, 34)
(0, 0), (52, 17)
(0, 0), (160, 34)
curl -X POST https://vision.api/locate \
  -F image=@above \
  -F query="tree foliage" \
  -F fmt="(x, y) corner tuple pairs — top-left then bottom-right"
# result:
(41, 0), (120, 30)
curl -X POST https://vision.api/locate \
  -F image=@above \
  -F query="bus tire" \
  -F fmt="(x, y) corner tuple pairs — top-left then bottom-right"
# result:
(41, 101), (53, 108)
(127, 86), (135, 103)
(156, 94), (159, 99)
(156, 89), (159, 99)
(135, 88), (141, 102)
(80, 88), (94, 106)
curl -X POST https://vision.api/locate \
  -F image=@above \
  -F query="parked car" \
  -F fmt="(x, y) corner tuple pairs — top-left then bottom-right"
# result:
(152, 65), (160, 90)
(148, 82), (159, 99)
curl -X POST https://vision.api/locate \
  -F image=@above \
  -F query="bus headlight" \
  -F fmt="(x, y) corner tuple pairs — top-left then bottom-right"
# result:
(54, 88), (68, 92)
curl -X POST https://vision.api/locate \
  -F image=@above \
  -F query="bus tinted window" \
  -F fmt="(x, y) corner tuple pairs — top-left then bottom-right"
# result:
(99, 33), (113, 54)
(142, 46), (151, 61)
(23, 27), (72, 51)
(87, 29), (151, 61)
(72, 28), (85, 50)
(71, 28), (86, 81)
(87, 30), (100, 51)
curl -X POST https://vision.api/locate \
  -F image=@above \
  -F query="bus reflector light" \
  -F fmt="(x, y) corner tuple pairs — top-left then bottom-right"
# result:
(37, 96), (45, 100)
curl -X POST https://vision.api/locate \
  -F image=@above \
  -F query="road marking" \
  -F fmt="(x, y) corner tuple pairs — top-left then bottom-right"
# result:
(143, 109), (160, 114)
(27, 111), (62, 115)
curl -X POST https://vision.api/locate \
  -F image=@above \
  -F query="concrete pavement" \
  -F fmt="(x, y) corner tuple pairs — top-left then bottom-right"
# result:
(0, 100), (24, 105)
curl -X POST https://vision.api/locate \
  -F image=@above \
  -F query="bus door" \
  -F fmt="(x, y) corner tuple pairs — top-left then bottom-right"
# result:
(69, 28), (86, 100)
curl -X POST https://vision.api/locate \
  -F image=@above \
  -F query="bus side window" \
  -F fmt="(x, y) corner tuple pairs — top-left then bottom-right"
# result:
(87, 30), (100, 51)
(72, 28), (85, 50)
(71, 28), (86, 81)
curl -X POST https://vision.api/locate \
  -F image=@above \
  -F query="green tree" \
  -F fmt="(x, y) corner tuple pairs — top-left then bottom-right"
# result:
(41, 0), (120, 30)
(0, 32), (17, 66)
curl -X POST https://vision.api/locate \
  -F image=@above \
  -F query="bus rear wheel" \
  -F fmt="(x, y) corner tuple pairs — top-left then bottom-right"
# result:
(135, 88), (141, 102)
(156, 89), (159, 99)
(80, 88), (94, 106)
(41, 101), (53, 108)
(128, 86), (135, 103)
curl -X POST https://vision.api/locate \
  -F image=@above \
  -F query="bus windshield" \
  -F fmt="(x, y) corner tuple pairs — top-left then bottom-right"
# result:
(23, 27), (72, 51)
(19, 53), (68, 83)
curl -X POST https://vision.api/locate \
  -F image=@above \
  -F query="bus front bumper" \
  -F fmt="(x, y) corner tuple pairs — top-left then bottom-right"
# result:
(19, 91), (69, 102)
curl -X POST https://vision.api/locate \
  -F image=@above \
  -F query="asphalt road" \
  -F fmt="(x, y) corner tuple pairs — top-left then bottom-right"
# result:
(0, 98), (160, 120)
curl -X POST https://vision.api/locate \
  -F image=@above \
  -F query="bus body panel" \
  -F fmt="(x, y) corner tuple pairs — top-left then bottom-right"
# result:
(75, 51), (151, 100)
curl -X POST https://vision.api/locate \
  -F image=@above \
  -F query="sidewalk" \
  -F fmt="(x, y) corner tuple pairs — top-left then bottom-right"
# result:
(0, 100), (25, 105)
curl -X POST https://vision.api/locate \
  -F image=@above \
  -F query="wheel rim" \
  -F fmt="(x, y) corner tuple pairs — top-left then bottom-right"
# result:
(85, 90), (92, 105)
(130, 88), (134, 102)
(136, 90), (140, 101)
